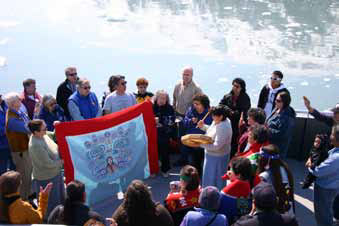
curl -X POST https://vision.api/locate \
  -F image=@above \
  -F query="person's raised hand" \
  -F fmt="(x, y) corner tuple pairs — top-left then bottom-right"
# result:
(197, 120), (204, 129)
(303, 96), (313, 112)
(40, 182), (53, 196)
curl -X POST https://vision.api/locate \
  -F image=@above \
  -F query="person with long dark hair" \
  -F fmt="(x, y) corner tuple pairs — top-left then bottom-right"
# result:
(219, 78), (251, 158)
(47, 180), (104, 225)
(266, 91), (296, 158)
(112, 179), (174, 226)
(257, 144), (294, 214)
(301, 134), (330, 189)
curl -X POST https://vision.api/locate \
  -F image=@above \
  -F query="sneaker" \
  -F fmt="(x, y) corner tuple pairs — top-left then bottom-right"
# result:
(161, 172), (169, 178)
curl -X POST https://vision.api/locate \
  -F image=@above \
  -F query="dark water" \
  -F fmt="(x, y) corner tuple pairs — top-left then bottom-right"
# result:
(0, 0), (338, 110)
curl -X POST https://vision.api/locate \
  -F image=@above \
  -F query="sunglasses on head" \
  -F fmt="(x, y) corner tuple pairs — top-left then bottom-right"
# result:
(270, 77), (281, 81)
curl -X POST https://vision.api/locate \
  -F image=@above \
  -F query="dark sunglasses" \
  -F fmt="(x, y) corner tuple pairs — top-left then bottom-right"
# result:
(271, 77), (281, 81)
(68, 73), (77, 77)
(82, 86), (91, 90)
(120, 81), (127, 86)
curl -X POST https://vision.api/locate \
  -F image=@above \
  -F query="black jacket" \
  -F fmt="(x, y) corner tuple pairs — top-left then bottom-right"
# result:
(47, 203), (104, 225)
(257, 85), (289, 111)
(153, 103), (176, 140)
(56, 79), (75, 120)
(232, 211), (298, 226)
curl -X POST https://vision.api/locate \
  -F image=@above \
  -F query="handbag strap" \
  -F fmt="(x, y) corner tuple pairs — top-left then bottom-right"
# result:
(205, 213), (218, 226)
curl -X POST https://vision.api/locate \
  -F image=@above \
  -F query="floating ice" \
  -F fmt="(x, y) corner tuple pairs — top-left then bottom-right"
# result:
(224, 7), (233, 10)
(323, 78), (331, 82)
(335, 74), (339, 77)
(286, 22), (301, 28)
(0, 56), (7, 67)
(325, 85), (330, 88)
(300, 81), (309, 86)
(262, 12), (271, 16)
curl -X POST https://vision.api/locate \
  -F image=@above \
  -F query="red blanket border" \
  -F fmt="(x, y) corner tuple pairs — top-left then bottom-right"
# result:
(55, 101), (159, 183)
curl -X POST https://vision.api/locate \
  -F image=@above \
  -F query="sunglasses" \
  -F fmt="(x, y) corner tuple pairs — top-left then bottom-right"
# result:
(68, 73), (77, 77)
(271, 77), (281, 81)
(120, 81), (127, 86)
(82, 86), (91, 90)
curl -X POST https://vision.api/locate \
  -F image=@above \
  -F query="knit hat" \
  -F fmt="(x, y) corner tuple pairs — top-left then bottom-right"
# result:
(199, 186), (220, 211)
(252, 182), (277, 209)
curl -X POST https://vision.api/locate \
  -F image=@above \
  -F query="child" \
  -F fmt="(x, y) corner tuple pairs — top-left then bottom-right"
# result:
(221, 158), (252, 198)
(0, 171), (52, 224)
(301, 134), (330, 189)
(134, 77), (154, 103)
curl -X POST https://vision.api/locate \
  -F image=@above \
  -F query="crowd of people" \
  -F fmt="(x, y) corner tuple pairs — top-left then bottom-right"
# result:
(0, 66), (338, 226)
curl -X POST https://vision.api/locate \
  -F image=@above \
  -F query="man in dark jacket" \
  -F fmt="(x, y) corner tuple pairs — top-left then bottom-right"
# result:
(232, 182), (298, 226)
(257, 71), (289, 118)
(303, 96), (339, 127)
(219, 78), (251, 158)
(56, 67), (78, 120)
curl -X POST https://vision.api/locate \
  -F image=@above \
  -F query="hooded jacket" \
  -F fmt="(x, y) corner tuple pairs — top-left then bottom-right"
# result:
(257, 83), (289, 117)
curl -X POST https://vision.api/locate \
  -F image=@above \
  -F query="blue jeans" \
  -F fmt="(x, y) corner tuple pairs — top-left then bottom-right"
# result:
(314, 183), (339, 226)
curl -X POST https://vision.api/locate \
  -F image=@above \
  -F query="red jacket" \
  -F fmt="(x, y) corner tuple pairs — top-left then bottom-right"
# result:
(165, 188), (200, 212)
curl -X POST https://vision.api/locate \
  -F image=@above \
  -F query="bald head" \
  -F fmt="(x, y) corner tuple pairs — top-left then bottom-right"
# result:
(182, 67), (193, 85)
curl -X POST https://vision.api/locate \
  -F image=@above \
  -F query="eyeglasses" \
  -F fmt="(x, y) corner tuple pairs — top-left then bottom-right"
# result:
(82, 86), (91, 90)
(275, 98), (282, 103)
(270, 77), (281, 81)
(68, 73), (77, 77)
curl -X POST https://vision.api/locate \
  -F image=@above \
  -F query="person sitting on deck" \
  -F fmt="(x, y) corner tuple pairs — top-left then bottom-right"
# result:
(232, 182), (298, 226)
(221, 158), (253, 199)
(112, 179), (174, 226)
(180, 186), (228, 226)
(237, 108), (266, 155)
(166, 165), (201, 213)
(0, 171), (52, 224)
(48, 180), (104, 225)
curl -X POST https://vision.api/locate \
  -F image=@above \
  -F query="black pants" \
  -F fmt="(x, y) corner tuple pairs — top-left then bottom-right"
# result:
(158, 137), (171, 173)
(191, 147), (204, 177)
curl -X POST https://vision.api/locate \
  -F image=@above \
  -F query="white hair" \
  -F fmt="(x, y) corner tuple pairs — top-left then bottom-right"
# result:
(4, 92), (20, 106)
(153, 90), (170, 104)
